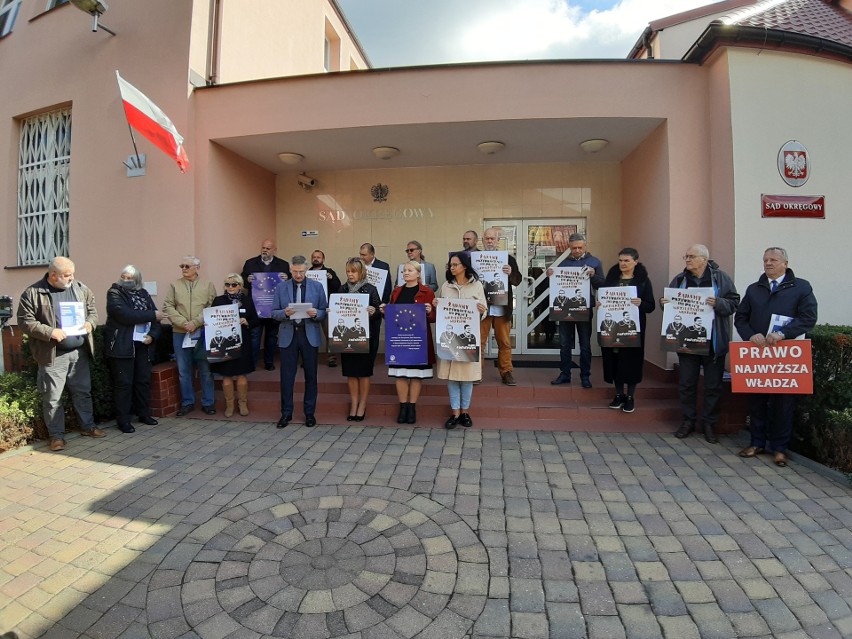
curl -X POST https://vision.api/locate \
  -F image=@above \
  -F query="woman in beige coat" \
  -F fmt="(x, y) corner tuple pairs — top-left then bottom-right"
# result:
(436, 251), (487, 429)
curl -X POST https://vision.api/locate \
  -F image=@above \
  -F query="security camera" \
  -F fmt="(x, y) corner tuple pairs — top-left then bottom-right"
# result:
(297, 173), (317, 190)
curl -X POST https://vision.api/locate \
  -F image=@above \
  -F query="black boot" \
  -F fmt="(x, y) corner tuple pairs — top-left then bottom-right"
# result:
(674, 420), (694, 439)
(703, 423), (718, 444)
(406, 403), (416, 424)
(397, 403), (408, 424)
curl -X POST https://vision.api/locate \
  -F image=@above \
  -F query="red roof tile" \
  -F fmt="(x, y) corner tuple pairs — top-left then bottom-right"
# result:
(721, 0), (852, 48)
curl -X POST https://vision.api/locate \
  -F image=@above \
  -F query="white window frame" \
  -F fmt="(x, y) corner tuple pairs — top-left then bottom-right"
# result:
(17, 108), (72, 266)
(0, 0), (23, 37)
(46, 0), (69, 9)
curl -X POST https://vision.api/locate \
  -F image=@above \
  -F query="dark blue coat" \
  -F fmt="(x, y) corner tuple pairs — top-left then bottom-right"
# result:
(734, 268), (817, 340)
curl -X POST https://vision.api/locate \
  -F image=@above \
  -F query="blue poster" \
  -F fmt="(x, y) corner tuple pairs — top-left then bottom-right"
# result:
(251, 272), (287, 318)
(384, 304), (428, 366)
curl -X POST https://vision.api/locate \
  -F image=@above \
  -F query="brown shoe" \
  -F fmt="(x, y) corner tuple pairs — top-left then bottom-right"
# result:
(501, 372), (517, 386)
(773, 452), (788, 467)
(738, 446), (764, 458)
(50, 438), (66, 452)
(80, 428), (106, 438)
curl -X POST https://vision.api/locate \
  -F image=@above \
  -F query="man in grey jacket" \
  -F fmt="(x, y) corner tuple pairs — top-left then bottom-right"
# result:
(663, 244), (739, 444)
(17, 257), (105, 451)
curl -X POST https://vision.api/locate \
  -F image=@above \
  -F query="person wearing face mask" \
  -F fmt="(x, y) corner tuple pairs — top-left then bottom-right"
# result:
(104, 265), (165, 433)
(17, 256), (104, 451)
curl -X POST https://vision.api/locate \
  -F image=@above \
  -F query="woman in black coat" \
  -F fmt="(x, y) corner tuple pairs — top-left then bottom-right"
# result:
(210, 273), (260, 417)
(105, 265), (164, 433)
(598, 248), (655, 413)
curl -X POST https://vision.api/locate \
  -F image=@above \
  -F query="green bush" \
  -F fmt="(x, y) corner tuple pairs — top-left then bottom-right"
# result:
(0, 372), (47, 452)
(792, 325), (852, 475)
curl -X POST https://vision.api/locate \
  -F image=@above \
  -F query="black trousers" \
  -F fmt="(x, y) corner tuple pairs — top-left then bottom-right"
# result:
(677, 352), (725, 427)
(108, 344), (153, 425)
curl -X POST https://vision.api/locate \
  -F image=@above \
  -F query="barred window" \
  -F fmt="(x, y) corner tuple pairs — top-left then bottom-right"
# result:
(0, 0), (23, 37)
(17, 108), (72, 266)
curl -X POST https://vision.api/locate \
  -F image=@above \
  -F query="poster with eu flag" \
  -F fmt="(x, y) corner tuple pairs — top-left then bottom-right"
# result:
(384, 304), (428, 366)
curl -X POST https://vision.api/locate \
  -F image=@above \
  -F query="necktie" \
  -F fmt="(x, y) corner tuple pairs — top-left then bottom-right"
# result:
(295, 283), (303, 324)
(770, 280), (778, 293)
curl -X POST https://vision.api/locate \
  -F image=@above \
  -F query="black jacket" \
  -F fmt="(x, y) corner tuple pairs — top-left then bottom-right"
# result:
(734, 268), (817, 341)
(241, 255), (291, 293)
(104, 284), (162, 360)
(669, 260), (739, 357)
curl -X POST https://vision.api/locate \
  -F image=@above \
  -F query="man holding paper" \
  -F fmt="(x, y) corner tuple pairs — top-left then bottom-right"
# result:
(17, 257), (104, 451)
(272, 255), (327, 429)
(734, 247), (817, 466)
(662, 244), (739, 444)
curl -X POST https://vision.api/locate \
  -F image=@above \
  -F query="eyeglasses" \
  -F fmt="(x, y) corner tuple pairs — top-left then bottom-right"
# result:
(449, 262), (462, 268)
(682, 255), (703, 261)
(179, 264), (195, 269)
(405, 248), (419, 253)
(224, 283), (240, 288)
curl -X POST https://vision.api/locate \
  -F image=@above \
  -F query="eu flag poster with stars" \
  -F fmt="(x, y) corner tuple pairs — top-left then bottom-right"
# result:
(384, 304), (428, 365)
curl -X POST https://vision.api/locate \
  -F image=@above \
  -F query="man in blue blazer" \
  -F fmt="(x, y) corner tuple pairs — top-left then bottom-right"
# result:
(271, 255), (327, 428)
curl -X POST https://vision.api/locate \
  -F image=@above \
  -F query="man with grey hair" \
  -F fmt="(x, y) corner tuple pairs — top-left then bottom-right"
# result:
(663, 243), (739, 443)
(734, 246), (817, 466)
(17, 256), (104, 451)
(163, 255), (217, 416)
(272, 255), (328, 428)
(546, 233), (604, 387)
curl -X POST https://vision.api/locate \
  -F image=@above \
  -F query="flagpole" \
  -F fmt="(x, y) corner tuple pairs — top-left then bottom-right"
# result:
(125, 120), (143, 167)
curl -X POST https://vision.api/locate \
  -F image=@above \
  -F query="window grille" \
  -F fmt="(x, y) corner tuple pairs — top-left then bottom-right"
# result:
(17, 108), (72, 266)
(0, 0), (23, 37)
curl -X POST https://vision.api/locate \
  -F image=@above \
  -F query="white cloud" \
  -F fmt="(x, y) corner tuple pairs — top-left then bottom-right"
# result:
(459, 0), (722, 60)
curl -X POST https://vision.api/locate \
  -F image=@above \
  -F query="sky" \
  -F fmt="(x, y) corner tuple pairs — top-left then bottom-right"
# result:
(336, 0), (726, 67)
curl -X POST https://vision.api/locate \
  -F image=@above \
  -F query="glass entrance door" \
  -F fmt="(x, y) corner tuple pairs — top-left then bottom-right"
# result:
(483, 218), (586, 357)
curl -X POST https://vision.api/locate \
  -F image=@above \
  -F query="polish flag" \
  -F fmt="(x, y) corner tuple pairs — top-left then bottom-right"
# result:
(115, 71), (190, 173)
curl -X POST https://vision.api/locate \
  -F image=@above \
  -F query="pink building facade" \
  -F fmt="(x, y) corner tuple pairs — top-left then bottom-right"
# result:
(1, 0), (849, 372)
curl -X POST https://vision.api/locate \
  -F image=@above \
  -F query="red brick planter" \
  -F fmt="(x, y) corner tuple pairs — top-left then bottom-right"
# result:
(150, 361), (181, 417)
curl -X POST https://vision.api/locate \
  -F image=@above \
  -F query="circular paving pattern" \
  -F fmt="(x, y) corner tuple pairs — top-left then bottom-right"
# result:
(146, 485), (490, 638)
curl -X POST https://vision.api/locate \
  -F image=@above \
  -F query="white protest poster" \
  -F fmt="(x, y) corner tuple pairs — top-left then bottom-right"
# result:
(471, 251), (509, 306)
(58, 301), (87, 336)
(305, 270), (328, 299)
(328, 293), (370, 354)
(396, 263), (425, 287)
(549, 267), (590, 322)
(366, 266), (389, 301)
(203, 304), (241, 362)
(597, 286), (640, 348)
(661, 287), (714, 355)
(435, 298), (480, 362)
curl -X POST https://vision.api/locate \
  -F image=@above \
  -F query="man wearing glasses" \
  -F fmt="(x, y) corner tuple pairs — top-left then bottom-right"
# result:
(241, 239), (291, 371)
(662, 244), (739, 444)
(163, 256), (217, 416)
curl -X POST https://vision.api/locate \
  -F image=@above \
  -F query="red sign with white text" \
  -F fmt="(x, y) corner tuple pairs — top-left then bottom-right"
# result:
(762, 195), (825, 218)
(730, 340), (813, 394)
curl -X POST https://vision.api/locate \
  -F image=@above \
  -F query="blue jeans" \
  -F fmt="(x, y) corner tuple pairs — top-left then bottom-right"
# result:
(558, 319), (593, 379)
(448, 381), (474, 410)
(172, 333), (214, 408)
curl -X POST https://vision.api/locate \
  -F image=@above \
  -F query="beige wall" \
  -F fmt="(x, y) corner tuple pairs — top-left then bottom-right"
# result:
(273, 163), (622, 276)
(216, 0), (368, 84)
(727, 48), (851, 326)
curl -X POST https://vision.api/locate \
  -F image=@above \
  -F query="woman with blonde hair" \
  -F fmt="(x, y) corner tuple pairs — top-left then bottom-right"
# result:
(382, 260), (436, 424)
(210, 273), (259, 417)
(338, 257), (382, 421)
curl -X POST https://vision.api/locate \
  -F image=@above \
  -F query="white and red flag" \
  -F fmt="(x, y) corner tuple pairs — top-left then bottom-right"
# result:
(115, 71), (189, 173)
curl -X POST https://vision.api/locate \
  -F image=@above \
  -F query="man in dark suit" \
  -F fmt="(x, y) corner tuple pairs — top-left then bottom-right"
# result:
(309, 249), (342, 367)
(242, 239), (291, 371)
(271, 255), (327, 429)
(359, 243), (392, 303)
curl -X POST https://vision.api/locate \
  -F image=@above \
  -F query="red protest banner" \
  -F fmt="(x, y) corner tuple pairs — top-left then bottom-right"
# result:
(729, 340), (813, 394)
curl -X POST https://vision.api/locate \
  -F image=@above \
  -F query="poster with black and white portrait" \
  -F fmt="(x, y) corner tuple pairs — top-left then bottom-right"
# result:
(328, 293), (369, 354)
(435, 298), (480, 362)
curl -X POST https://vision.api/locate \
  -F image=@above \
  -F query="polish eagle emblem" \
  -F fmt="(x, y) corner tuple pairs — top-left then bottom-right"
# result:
(371, 183), (389, 202)
(784, 151), (807, 179)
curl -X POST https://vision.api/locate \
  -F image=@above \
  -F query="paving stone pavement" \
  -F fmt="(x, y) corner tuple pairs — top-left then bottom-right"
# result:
(1, 419), (852, 639)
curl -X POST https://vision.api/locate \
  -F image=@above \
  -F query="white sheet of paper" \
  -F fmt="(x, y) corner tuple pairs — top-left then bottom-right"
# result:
(182, 329), (200, 348)
(133, 323), (151, 342)
(288, 303), (313, 320)
(58, 301), (86, 336)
